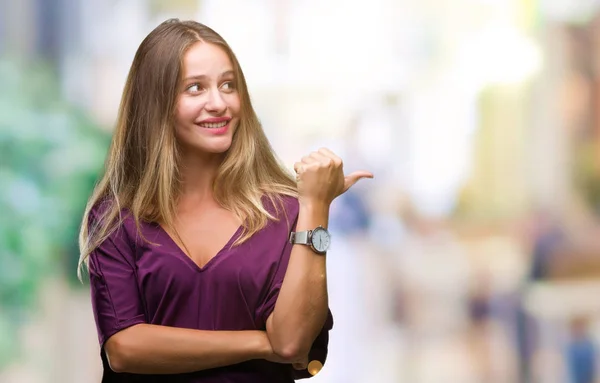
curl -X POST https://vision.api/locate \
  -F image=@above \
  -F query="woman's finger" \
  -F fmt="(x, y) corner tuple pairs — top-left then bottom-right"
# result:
(309, 151), (334, 167)
(293, 162), (304, 175)
(301, 155), (318, 165)
(317, 148), (342, 165)
(343, 170), (374, 193)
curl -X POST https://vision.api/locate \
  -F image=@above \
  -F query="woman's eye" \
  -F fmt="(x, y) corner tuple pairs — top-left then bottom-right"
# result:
(221, 81), (235, 91)
(187, 84), (202, 92)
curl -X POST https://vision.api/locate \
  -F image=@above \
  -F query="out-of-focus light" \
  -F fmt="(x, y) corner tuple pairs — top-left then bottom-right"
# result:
(457, 23), (543, 87)
(307, 360), (323, 376)
(540, 0), (600, 24)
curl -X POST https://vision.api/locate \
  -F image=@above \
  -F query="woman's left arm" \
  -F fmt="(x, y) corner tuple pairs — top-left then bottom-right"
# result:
(266, 148), (372, 361)
(266, 201), (331, 361)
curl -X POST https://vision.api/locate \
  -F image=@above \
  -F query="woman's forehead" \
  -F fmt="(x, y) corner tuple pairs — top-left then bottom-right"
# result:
(182, 42), (233, 78)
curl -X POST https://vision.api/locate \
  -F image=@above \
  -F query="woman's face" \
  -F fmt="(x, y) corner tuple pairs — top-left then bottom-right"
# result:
(174, 42), (241, 158)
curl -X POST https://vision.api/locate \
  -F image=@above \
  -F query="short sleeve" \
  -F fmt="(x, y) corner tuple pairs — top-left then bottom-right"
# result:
(255, 196), (334, 379)
(88, 208), (146, 347)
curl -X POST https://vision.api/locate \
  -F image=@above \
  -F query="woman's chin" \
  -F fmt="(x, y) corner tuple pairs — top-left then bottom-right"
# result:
(207, 142), (233, 154)
(178, 141), (232, 160)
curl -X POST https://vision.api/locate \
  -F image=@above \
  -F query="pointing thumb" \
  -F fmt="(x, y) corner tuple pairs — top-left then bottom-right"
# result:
(343, 171), (374, 193)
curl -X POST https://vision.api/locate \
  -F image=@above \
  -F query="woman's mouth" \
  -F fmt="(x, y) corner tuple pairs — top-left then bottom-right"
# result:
(196, 118), (231, 135)
(198, 121), (228, 129)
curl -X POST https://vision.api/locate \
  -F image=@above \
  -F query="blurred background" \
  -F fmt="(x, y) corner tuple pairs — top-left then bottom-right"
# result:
(3, 0), (600, 382)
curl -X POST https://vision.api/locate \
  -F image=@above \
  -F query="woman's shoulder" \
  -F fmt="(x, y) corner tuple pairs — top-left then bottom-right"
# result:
(89, 199), (131, 222)
(262, 193), (299, 219)
(255, 194), (298, 240)
(88, 199), (139, 239)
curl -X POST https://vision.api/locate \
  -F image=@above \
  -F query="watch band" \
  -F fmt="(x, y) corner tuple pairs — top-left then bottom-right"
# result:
(289, 230), (311, 245)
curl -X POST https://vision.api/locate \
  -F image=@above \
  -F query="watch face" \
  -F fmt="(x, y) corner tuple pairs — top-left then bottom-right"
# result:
(311, 227), (331, 253)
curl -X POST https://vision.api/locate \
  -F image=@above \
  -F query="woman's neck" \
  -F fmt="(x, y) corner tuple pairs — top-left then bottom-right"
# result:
(177, 150), (225, 207)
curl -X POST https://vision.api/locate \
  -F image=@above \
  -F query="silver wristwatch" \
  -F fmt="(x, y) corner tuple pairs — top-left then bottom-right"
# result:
(289, 226), (331, 255)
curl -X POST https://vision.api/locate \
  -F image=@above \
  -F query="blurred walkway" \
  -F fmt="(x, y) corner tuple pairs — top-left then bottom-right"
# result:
(0, 279), (102, 383)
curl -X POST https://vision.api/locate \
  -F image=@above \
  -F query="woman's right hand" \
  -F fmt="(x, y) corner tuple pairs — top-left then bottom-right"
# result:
(258, 331), (306, 364)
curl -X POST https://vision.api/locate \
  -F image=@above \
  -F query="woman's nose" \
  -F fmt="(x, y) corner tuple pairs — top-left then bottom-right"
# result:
(205, 88), (226, 113)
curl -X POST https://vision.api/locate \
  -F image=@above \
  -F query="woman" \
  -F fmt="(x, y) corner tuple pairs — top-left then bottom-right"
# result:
(78, 19), (372, 382)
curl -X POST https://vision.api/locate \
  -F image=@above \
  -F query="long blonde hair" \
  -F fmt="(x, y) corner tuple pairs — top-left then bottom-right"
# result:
(78, 19), (297, 280)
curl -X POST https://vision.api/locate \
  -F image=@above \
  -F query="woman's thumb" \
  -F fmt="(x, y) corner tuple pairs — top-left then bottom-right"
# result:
(343, 170), (374, 193)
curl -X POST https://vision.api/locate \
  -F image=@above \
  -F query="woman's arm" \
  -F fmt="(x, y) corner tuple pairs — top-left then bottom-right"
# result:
(105, 324), (289, 374)
(266, 148), (372, 360)
(266, 202), (330, 360)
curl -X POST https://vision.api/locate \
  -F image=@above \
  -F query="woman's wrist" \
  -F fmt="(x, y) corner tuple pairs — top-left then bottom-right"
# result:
(252, 331), (273, 360)
(297, 199), (330, 228)
(298, 196), (330, 210)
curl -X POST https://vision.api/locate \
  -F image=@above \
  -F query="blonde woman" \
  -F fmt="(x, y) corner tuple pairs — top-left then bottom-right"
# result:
(78, 19), (372, 382)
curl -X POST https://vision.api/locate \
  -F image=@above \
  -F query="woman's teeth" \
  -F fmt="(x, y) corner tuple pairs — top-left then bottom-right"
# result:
(200, 121), (228, 128)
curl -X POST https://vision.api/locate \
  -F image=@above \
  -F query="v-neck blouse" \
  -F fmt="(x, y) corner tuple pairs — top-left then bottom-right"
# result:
(88, 195), (333, 382)
(156, 223), (245, 273)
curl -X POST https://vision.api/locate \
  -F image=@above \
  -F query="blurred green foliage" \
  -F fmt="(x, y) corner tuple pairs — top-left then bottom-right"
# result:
(0, 58), (110, 368)
(574, 140), (600, 214)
